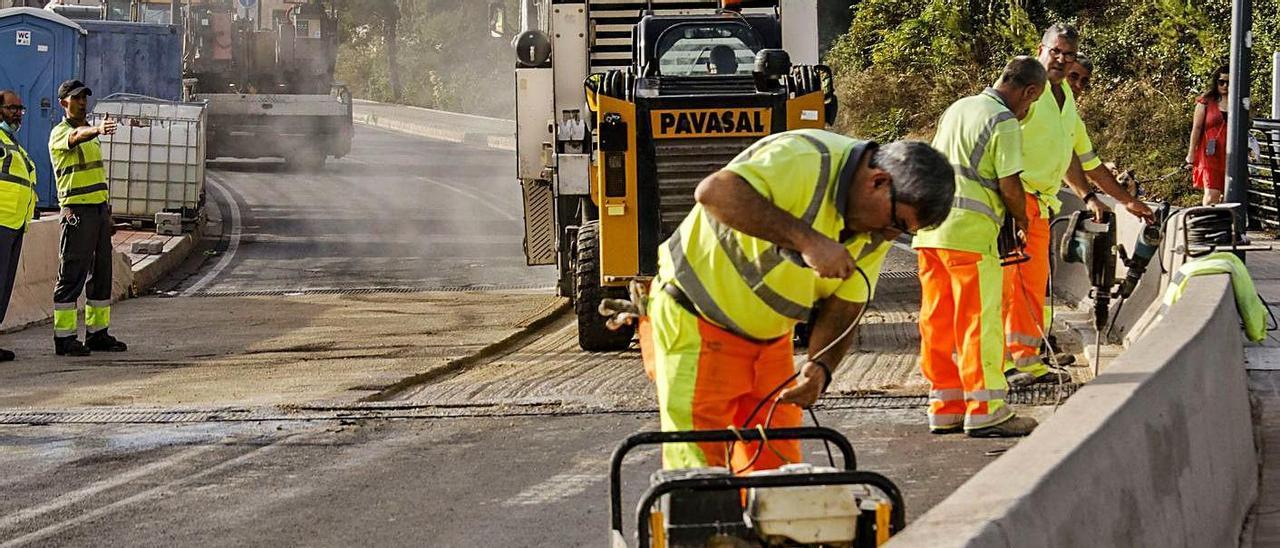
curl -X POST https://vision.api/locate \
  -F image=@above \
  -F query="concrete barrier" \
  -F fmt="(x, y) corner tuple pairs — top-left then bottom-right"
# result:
(0, 217), (135, 333)
(351, 100), (515, 152)
(889, 273), (1256, 547)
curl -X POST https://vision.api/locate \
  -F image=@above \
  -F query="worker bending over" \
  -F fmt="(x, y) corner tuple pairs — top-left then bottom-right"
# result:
(643, 129), (955, 471)
(48, 80), (127, 356)
(914, 57), (1045, 437)
(1005, 25), (1153, 386)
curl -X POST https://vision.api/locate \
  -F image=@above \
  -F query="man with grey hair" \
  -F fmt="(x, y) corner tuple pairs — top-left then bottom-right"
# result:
(914, 56), (1045, 437)
(1004, 24), (1154, 387)
(638, 128), (953, 470)
(0, 90), (39, 362)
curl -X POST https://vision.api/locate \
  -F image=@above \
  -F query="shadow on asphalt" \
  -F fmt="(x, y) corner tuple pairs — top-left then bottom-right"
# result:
(206, 159), (288, 173)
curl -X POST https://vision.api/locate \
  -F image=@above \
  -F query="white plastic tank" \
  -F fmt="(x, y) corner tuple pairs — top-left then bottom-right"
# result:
(92, 96), (207, 222)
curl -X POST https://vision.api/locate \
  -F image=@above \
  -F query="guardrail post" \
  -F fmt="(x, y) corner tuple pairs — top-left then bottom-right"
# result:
(1226, 0), (1253, 233)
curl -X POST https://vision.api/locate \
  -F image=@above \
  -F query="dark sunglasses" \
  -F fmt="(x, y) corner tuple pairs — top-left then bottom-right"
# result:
(1218, 79), (1230, 85)
(888, 183), (914, 236)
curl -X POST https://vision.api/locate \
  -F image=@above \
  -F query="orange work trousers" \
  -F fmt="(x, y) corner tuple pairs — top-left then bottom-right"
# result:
(918, 248), (1012, 431)
(1002, 193), (1051, 377)
(640, 289), (802, 472)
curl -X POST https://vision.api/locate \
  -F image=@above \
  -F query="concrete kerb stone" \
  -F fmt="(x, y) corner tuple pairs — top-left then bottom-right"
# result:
(128, 222), (203, 296)
(363, 298), (571, 402)
(889, 274), (1256, 547)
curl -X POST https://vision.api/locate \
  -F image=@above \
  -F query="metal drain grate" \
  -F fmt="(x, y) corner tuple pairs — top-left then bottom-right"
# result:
(878, 270), (919, 280)
(178, 284), (557, 298)
(0, 385), (1080, 425)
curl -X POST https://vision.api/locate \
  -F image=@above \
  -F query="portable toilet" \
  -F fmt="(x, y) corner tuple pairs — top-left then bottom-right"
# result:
(0, 8), (86, 209)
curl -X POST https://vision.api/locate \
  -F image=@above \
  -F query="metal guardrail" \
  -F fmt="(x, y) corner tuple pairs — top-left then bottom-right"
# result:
(1249, 118), (1280, 229)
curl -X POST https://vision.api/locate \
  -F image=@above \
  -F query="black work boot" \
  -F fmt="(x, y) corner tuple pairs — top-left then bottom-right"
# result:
(86, 330), (127, 352)
(967, 416), (1039, 438)
(55, 336), (91, 357)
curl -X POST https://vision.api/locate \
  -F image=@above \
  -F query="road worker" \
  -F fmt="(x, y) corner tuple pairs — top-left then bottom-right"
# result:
(1004, 25), (1153, 386)
(0, 90), (39, 362)
(48, 80), (127, 357)
(641, 129), (955, 471)
(914, 57), (1046, 437)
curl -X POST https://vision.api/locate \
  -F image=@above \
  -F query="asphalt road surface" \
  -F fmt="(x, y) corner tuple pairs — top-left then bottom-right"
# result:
(0, 127), (1058, 546)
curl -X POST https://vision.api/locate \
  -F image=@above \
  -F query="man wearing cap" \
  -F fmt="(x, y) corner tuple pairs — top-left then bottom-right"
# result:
(0, 90), (39, 361)
(48, 80), (126, 356)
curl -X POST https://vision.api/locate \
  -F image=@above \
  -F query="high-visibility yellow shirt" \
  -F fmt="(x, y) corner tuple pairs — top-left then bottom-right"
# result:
(49, 119), (109, 207)
(913, 89), (1023, 256)
(1019, 80), (1101, 216)
(0, 129), (37, 230)
(655, 129), (891, 341)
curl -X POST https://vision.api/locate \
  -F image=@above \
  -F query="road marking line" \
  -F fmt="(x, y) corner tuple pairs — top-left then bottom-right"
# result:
(0, 444), (219, 532)
(180, 177), (243, 297)
(501, 448), (659, 507)
(0, 436), (297, 548)
(417, 176), (519, 222)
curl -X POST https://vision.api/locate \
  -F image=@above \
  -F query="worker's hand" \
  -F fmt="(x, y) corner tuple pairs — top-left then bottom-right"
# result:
(97, 113), (117, 136)
(799, 234), (854, 279)
(1013, 214), (1029, 235)
(1085, 195), (1110, 222)
(777, 361), (828, 409)
(599, 298), (639, 331)
(1123, 199), (1156, 224)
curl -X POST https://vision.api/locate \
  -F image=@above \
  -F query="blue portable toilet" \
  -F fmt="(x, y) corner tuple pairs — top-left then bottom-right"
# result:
(0, 8), (86, 209)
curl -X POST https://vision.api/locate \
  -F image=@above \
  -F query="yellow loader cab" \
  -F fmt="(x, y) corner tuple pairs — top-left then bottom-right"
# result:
(512, 2), (835, 351)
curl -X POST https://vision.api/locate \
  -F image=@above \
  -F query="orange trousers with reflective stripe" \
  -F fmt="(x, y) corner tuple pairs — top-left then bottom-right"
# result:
(1002, 193), (1050, 377)
(918, 248), (1012, 431)
(640, 289), (802, 472)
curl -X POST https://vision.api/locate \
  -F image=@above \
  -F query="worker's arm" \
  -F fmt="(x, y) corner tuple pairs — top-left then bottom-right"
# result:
(695, 170), (853, 279)
(1185, 101), (1207, 167)
(67, 115), (115, 148)
(1064, 154), (1109, 221)
(998, 173), (1029, 232)
(778, 296), (863, 408)
(1085, 162), (1155, 223)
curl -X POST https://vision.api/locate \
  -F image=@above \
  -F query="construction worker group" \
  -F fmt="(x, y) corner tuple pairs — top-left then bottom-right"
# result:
(0, 79), (127, 361)
(631, 22), (1155, 471)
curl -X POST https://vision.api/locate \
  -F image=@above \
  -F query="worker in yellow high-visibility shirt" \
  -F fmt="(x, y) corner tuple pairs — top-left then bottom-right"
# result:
(914, 57), (1046, 438)
(1004, 25), (1154, 386)
(640, 130), (956, 471)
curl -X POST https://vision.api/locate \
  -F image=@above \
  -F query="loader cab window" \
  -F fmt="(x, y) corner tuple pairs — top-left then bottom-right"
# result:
(655, 23), (760, 77)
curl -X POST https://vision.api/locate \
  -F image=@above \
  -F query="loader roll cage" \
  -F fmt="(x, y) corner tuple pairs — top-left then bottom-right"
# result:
(635, 14), (782, 78)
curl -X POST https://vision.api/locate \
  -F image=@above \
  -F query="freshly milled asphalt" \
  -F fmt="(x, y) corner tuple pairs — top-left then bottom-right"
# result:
(0, 126), (1061, 547)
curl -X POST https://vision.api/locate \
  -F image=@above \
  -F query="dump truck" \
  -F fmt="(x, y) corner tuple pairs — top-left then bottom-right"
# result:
(513, 0), (836, 350)
(183, 0), (351, 169)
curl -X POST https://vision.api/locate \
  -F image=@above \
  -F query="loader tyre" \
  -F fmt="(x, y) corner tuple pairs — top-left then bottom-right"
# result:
(575, 221), (634, 351)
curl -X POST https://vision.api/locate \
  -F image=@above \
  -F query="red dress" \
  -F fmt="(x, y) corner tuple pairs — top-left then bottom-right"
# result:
(1193, 96), (1227, 192)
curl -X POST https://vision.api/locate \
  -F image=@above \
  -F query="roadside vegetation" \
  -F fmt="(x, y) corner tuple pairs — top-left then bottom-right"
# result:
(827, 0), (1280, 205)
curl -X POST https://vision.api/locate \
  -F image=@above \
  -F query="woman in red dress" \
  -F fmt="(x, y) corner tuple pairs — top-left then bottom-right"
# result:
(1185, 65), (1230, 205)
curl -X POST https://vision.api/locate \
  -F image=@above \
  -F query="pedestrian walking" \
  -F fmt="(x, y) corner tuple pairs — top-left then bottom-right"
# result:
(638, 129), (954, 471)
(914, 57), (1046, 437)
(1185, 65), (1231, 206)
(48, 80), (127, 356)
(0, 90), (40, 361)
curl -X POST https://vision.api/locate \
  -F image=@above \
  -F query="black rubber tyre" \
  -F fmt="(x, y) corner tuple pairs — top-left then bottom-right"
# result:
(574, 220), (634, 351)
(285, 150), (327, 172)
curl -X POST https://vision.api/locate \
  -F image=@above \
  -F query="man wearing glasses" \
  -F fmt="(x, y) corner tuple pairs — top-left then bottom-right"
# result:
(914, 57), (1046, 438)
(1004, 25), (1155, 387)
(0, 91), (38, 362)
(641, 129), (955, 471)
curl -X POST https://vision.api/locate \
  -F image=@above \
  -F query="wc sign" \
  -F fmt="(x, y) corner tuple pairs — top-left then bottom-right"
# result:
(15, 30), (30, 46)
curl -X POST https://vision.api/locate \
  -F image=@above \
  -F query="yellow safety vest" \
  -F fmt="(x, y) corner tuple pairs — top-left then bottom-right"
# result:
(0, 129), (38, 230)
(1019, 80), (1101, 216)
(654, 129), (891, 341)
(913, 89), (1022, 256)
(1161, 252), (1268, 342)
(48, 119), (109, 207)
